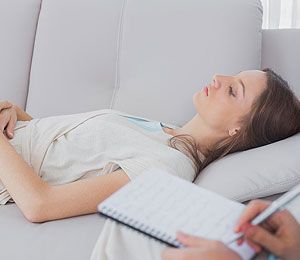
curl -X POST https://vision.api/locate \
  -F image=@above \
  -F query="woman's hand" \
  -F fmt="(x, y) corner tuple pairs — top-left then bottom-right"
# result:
(235, 200), (300, 260)
(162, 232), (241, 260)
(0, 100), (18, 139)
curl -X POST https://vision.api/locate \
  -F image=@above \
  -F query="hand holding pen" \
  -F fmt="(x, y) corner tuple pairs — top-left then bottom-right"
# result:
(162, 187), (300, 260)
(233, 200), (300, 259)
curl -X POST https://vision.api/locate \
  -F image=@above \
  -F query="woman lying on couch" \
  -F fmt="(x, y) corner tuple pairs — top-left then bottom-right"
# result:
(0, 68), (299, 223)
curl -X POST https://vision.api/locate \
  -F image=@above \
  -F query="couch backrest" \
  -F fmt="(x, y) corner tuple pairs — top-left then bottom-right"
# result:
(26, 0), (123, 118)
(2, 0), (299, 127)
(0, 0), (41, 108)
(22, 0), (263, 126)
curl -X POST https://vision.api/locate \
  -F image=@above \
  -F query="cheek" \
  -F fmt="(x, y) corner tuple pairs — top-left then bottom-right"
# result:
(193, 90), (244, 129)
(193, 92), (223, 127)
(196, 95), (240, 130)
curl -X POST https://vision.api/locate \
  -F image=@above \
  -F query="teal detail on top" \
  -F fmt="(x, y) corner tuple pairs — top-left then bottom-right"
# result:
(121, 115), (164, 132)
(268, 254), (278, 260)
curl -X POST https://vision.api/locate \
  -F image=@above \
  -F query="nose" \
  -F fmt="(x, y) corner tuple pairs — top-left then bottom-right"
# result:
(212, 74), (221, 89)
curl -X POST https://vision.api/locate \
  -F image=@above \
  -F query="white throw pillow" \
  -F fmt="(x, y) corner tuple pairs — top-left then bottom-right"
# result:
(194, 133), (300, 202)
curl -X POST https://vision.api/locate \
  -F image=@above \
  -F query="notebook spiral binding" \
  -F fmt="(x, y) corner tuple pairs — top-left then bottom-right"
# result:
(101, 205), (181, 247)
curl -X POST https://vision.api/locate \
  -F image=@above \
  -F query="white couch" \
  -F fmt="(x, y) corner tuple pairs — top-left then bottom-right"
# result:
(0, 0), (299, 259)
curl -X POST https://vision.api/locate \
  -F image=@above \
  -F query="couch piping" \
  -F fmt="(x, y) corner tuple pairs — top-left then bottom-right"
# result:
(110, 0), (128, 109)
(24, 0), (43, 111)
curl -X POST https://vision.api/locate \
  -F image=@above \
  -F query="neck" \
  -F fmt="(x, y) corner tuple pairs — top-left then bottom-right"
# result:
(172, 114), (225, 155)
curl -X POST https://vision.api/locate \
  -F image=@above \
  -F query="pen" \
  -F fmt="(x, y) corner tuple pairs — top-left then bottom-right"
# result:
(225, 184), (300, 245)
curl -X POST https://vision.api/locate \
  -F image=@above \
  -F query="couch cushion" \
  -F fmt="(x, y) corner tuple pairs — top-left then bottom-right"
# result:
(0, 203), (105, 260)
(26, 0), (124, 118)
(0, 0), (41, 109)
(195, 133), (300, 202)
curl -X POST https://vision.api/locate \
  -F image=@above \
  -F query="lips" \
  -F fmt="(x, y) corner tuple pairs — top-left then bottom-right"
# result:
(205, 86), (208, 96)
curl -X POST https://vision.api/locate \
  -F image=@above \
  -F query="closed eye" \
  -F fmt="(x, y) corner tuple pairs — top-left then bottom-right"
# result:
(229, 86), (236, 97)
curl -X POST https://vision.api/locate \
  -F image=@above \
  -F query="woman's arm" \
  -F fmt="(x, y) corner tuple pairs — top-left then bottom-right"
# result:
(0, 132), (129, 222)
(40, 169), (129, 222)
(0, 132), (47, 220)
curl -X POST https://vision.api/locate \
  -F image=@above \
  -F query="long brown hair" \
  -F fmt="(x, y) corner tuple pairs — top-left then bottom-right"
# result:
(168, 68), (300, 182)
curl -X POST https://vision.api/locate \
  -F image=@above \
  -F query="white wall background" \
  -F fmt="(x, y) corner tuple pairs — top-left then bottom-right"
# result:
(261, 0), (300, 28)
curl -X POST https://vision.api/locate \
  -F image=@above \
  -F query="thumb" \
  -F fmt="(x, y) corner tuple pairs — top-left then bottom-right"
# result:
(162, 248), (184, 260)
(244, 226), (282, 255)
(176, 231), (212, 247)
(6, 117), (16, 138)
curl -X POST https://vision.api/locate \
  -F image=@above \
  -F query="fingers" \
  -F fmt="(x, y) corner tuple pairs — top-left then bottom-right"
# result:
(0, 100), (13, 110)
(261, 220), (276, 233)
(5, 112), (16, 138)
(244, 239), (262, 253)
(6, 108), (18, 138)
(162, 248), (187, 260)
(244, 225), (282, 255)
(236, 222), (253, 246)
(0, 101), (16, 139)
(235, 200), (271, 232)
(268, 209), (297, 229)
(176, 231), (214, 248)
(0, 111), (9, 132)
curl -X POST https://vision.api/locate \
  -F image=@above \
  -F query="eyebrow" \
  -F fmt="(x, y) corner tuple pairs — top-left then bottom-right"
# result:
(237, 78), (246, 99)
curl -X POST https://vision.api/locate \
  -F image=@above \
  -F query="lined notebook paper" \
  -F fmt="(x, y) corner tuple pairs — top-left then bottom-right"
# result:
(97, 168), (255, 259)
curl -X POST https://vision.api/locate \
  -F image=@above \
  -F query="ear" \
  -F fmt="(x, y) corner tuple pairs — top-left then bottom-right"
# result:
(228, 127), (241, 137)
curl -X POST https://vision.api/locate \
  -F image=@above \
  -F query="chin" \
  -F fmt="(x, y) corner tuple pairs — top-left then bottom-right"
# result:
(192, 92), (198, 106)
(193, 91), (204, 109)
(192, 91), (202, 106)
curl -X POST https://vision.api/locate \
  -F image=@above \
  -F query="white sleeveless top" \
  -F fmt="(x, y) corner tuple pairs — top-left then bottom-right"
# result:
(1, 109), (195, 204)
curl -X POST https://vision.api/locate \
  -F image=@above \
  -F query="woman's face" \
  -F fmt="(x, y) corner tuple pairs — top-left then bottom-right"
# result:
(193, 70), (267, 135)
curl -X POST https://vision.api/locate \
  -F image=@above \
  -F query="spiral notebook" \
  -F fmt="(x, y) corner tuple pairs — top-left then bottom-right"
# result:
(97, 168), (255, 259)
